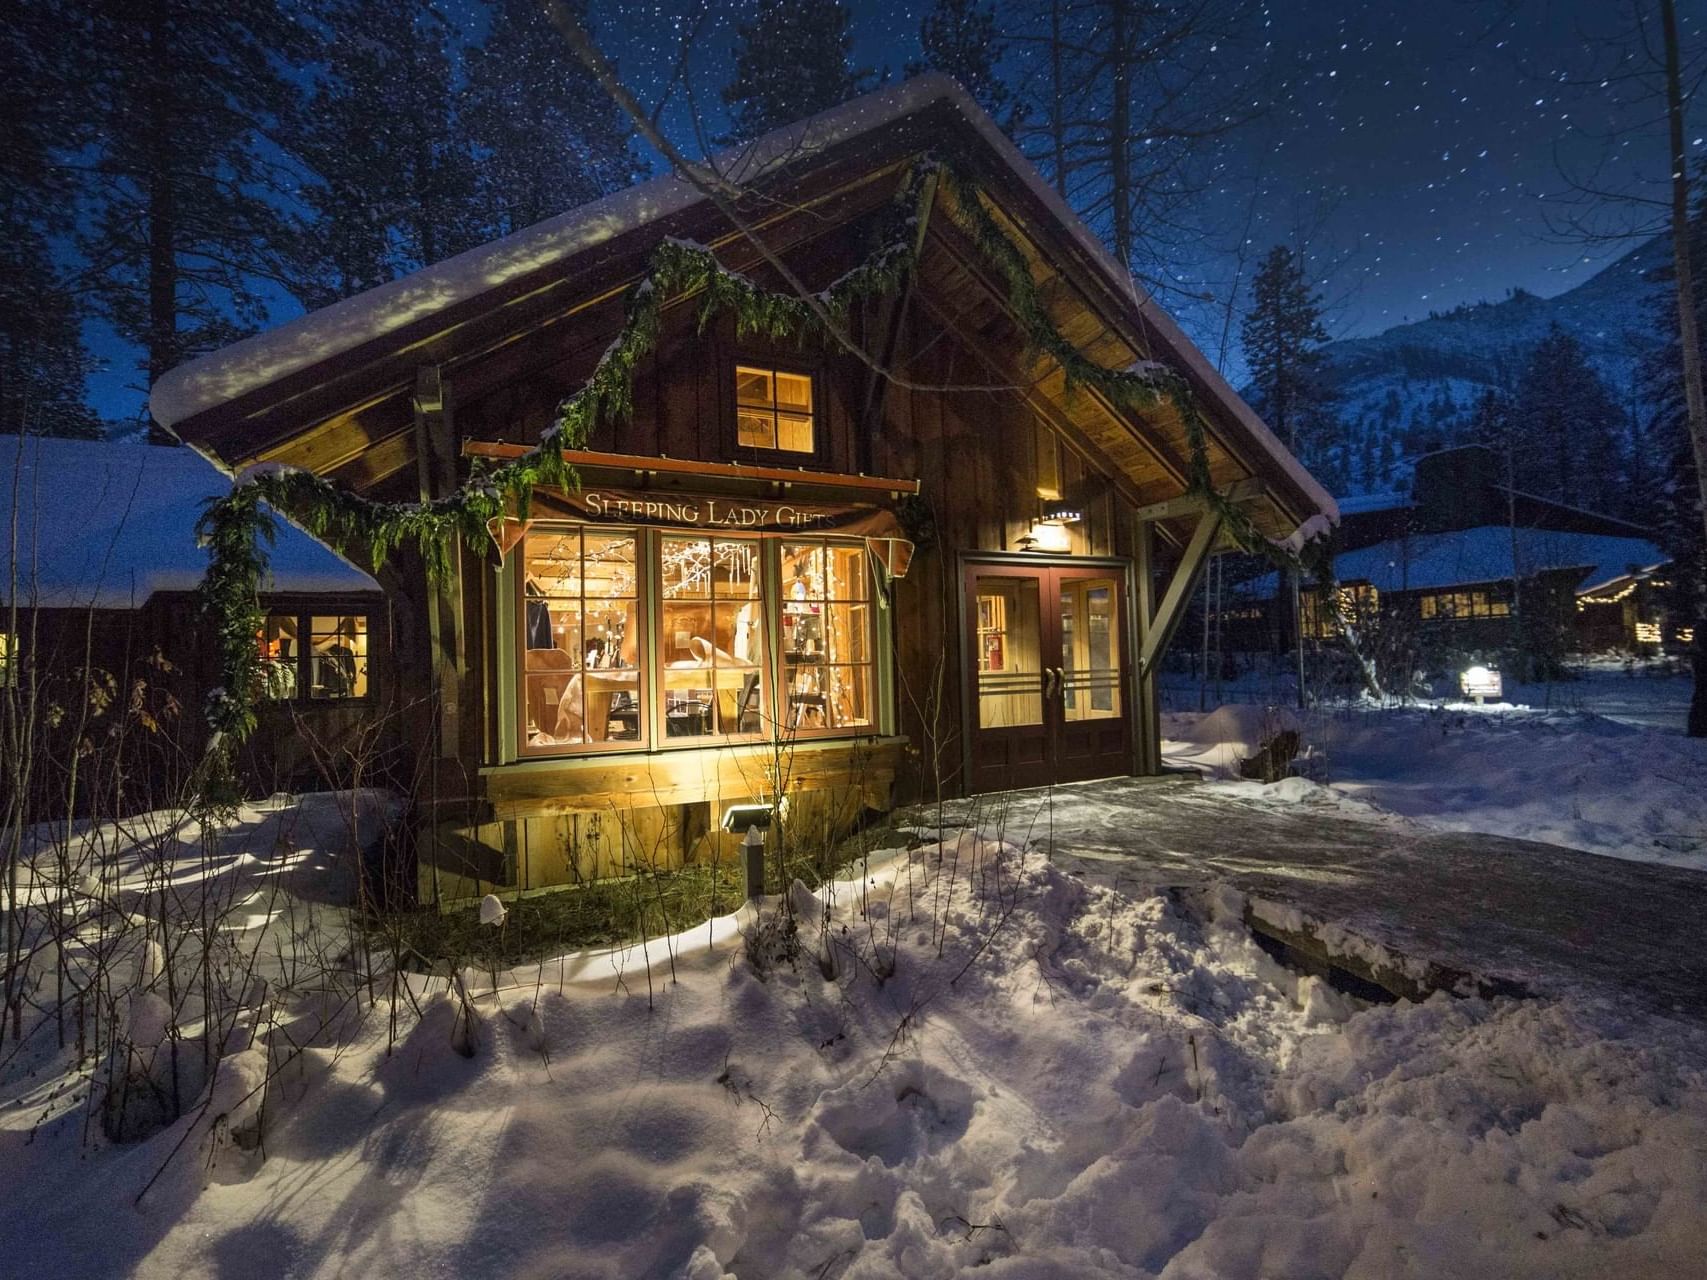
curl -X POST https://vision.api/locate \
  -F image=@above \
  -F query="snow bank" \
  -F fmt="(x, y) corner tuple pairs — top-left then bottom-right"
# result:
(5, 824), (1705, 1278)
(1169, 699), (1707, 870)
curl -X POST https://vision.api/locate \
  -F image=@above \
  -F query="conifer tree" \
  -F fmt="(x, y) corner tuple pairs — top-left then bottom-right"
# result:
(720, 0), (881, 142)
(908, 0), (1011, 123)
(463, 0), (642, 239)
(0, 0), (97, 437)
(1511, 326), (1626, 514)
(290, 0), (483, 309)
(75, 0), (316, 412)
(1241, 245), (1334, 467)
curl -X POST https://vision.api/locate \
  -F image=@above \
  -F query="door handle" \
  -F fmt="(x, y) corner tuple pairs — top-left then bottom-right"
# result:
(1042, 667), (1056, 698)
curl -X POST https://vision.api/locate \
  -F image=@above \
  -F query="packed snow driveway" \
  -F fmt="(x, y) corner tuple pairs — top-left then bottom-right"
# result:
(951, 776), (1707, 1025)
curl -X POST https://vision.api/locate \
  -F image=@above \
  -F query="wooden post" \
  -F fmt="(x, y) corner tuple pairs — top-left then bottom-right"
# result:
(413, 365), (465, 765)
(1133, 514), (1161, 774)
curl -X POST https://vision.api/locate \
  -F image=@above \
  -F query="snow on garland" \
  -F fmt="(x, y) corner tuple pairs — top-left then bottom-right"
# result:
(194, 158), (1327, 763)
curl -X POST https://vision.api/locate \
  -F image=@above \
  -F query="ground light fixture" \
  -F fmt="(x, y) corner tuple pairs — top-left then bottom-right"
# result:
(1460, 664), (1503, 704)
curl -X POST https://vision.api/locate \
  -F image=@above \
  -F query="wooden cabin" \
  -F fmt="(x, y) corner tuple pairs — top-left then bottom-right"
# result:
(0, 435), (385, 811)
(149, 76), (1336, 903)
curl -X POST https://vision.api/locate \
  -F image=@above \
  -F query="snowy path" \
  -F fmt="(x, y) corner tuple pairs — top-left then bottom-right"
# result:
(926, 777), (1707, 1024)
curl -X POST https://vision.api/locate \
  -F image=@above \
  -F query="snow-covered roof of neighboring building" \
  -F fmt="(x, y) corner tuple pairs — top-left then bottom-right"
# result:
(148, 74), (1336, 535)
(1333, 526), (1666, 596)
(1336, 491), (1410, 516)
(0, 437), (380, 609)
(1245, 525), (1667, 600)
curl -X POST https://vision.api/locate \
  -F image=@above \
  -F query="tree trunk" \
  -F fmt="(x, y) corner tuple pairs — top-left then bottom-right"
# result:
(1661, 0), (1707, 735)
(1048, 0), (1067, 200)
(1108, 0), (1133, 269)
(144, 0), (178, 445)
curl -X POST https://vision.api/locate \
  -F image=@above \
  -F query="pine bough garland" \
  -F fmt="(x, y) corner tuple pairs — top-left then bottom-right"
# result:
(195, 159), (1327, 761)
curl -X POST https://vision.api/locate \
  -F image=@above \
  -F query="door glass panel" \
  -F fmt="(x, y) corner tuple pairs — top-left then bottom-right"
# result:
(1060, 577), (1121, 721)
(975, 576), (1043, 728)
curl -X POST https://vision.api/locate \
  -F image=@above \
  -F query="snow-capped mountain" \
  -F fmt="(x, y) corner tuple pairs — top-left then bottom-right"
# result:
(1315, 234), (1671, 495)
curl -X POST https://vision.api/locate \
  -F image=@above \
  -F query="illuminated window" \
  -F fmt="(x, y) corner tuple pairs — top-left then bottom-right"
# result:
(659, 535), (765, 740)
(1302, 584), (1379, 639)
(522, 528), (642, 752)
(0, 632), (15, 688)
(735, 365), (814, 453)
(780, 539), (874, 731)
(256, 611), (369, 701)
(1417, 589), (1509, 621)
(518, 529), (878, 756)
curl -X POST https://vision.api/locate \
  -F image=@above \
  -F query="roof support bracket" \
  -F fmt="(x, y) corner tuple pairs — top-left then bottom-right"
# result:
(1138, 507), (1222, 677)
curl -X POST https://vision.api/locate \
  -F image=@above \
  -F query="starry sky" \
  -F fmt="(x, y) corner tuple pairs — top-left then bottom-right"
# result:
(594, 0), (1705, 369)
(85, 0), (1705, 419)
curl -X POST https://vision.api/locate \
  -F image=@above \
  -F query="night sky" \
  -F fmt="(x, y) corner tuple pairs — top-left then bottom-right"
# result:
(87, 0), (1706, 419)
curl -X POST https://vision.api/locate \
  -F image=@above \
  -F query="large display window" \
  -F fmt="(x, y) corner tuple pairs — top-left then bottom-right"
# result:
(522, 528), (643, 751)
(518, 527), (878, 756)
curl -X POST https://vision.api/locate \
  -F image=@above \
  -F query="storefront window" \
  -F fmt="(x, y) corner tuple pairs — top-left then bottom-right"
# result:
(517, 528), (878, 755)
(659, 535), (765, 739)
(781, 539), (874, 731)
(256, 611), (369, 701)
(523, 529), (642, 750)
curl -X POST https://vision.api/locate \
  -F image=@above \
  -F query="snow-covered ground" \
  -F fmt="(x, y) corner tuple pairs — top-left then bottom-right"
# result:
(1164, 684), (1707, 871)
(4, 811), (1707, 1279)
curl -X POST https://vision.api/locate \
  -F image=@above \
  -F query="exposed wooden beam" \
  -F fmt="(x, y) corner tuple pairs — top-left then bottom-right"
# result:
(1132, 477), (1264, 523)
(1138, 508), (1222, 677)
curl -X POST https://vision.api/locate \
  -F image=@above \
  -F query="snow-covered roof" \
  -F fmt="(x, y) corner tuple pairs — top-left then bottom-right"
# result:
(148, 74), (1336, 534)
(0, 437), (379, 609)
(1332, 526), (1666, 596)
(1336, 491), (1410, 516)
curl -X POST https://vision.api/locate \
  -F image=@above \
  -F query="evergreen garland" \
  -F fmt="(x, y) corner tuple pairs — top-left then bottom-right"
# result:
(196, 158), (1326, 760)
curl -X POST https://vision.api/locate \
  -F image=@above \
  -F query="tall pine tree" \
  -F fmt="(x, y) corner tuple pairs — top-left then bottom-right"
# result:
(290, 0), (484, 309)
(907, 0), (1011, 123)
(76, 0), (316, 416)
(1511, 326), (1627, 515)
(463, 0), (642, 240)
(720, 0), (882, 142)
(0, 0), (97, 438)
(1241, 245), (1335, 476)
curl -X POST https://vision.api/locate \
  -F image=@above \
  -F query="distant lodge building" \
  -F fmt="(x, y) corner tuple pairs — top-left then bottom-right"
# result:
(1, 436), (383, 807)
(147, 76), (1336, 904)
(1232, 445), (1681, 661)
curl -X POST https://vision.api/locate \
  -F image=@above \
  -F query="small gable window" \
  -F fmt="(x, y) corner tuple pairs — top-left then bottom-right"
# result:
(735, 365), (814, 454)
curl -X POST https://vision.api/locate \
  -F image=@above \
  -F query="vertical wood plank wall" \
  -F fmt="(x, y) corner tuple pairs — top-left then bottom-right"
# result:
(448, 297), (1139, 798)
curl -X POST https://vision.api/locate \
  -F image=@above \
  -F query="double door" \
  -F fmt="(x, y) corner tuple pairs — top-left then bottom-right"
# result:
(965, 561), (1132, 792)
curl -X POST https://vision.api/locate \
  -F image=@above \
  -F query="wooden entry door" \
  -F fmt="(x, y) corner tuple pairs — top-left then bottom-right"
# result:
(965, 563), (1132, 793)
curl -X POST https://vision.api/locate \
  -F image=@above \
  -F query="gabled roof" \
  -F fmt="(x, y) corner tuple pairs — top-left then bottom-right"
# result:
(151, 74), (1336, 542)
(0, 437), (378, 609)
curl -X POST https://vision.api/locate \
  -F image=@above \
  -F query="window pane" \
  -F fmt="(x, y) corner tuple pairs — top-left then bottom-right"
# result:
(661, 537), (766, 740)
(710, 539), (761, 599)
(522, 528), (641, 751)
(774, 371), (812, 412)
(823, 600), (870, 664)
(660, 536), (713, 600)
(977, 577), (1043, 727)
(776, 412), (813, 453)
(826, 544), (867, 601)
(784, 660), (828, 729)
(735, 366), (773, 406)
(782, 541), (824, 597)
(257, 614), (299, 700)
(307, 615), (367, 699)
(825, 666), (872, 728)
(737, 410), (775, 449)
